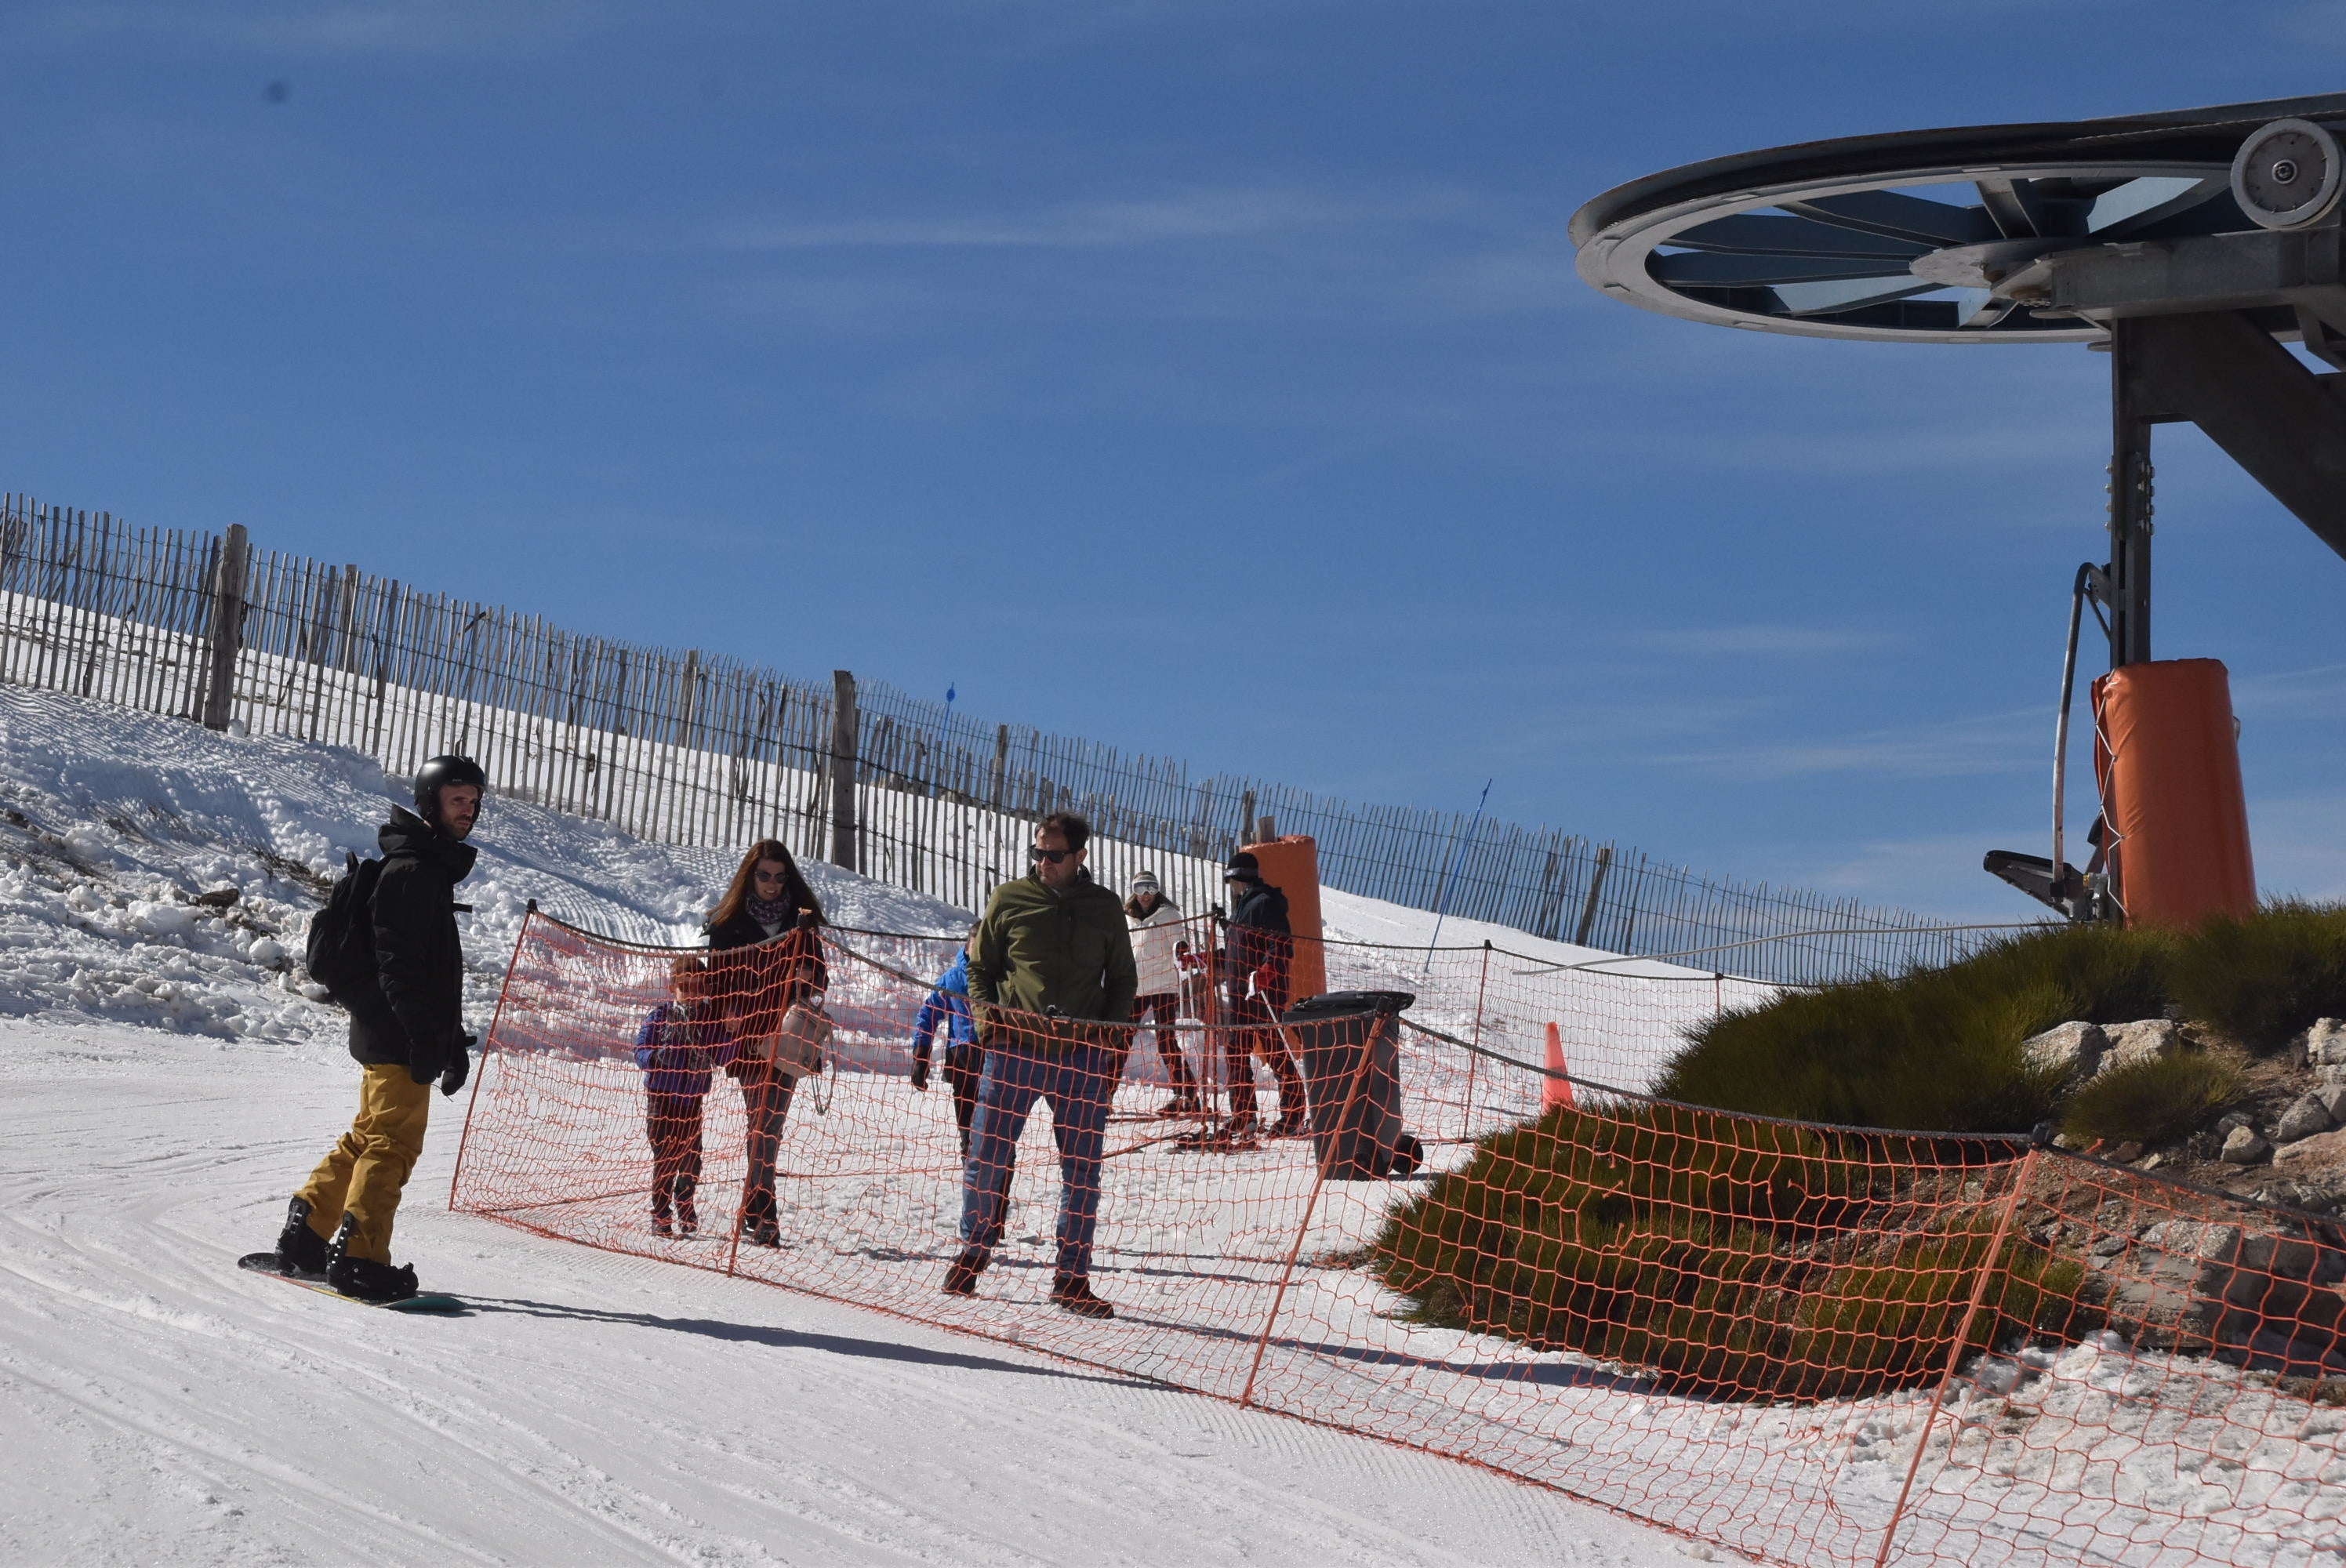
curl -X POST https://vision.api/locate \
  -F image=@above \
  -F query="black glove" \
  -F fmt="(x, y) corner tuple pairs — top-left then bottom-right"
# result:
(910, 1054), (931, 1092)
(440, 1033), (477, 1098)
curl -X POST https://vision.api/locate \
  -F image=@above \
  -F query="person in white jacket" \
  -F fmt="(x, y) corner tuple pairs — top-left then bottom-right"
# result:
(1124, 871), (1202, 1117)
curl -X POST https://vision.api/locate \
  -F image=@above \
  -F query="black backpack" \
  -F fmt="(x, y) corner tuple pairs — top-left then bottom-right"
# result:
(305, 852), (384, 1007)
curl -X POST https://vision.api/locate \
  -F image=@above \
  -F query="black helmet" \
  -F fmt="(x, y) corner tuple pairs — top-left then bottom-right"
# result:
(413, 755), (487, 822)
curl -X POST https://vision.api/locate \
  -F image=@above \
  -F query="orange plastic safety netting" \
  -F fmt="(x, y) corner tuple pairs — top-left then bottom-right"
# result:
(450, 913), (2346, 1567)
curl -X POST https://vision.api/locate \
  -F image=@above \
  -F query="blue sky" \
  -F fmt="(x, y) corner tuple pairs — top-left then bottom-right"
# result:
(5, 2), (2344, 920)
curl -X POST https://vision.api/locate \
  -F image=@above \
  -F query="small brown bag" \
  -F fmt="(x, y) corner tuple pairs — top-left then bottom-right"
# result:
(764, 999), (833, 1081)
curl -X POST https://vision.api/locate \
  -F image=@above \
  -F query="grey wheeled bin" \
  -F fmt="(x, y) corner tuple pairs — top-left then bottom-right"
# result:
(1280, 990), (1422, 1179)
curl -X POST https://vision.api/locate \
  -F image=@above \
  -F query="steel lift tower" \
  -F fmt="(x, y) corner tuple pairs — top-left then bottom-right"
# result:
(1573, 94), (2346, 926)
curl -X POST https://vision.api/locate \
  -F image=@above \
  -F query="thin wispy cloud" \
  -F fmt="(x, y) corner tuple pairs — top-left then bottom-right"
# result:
(1665, 707), (2042, 780)
(1625, 623), (1883, 655)
(711, 187), (1462, 254)
(1780, 827), (2057, 923)
(2230, 659), (2346, 717)
(3, 0), (608, 58)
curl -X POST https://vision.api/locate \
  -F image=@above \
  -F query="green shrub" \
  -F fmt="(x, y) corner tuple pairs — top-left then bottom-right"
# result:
(1371, 1102), (2084, 1402)
(2167, 900), (2346, 1054)
(2062, 1051), (2243, 1146)
(1655, 924), (2174, 1134)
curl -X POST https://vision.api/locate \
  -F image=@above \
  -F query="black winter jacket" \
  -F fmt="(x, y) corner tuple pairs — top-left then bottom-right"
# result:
(347, 807), (478, 1082)
(1226, 882), (1293, 1012)
(704, 909), (828, 1068)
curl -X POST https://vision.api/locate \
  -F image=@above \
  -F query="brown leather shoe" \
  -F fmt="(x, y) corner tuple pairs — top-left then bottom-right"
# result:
(1050, 1274), (1116, 1319)
(942, 1246), (988, 1296)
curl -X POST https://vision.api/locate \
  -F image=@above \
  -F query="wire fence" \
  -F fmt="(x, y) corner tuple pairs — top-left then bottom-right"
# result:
(453, 915), (2346, 1568)
(0, 492), (2013, 985)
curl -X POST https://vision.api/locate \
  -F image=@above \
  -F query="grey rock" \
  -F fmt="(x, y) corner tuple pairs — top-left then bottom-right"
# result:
(2222, 1125), (2273, 1164)
(2276, 1127), (2346, 1167)
(2137, 1221), (2244, 1261)
(2104, 1221), (2346, 1375)
(2275, 1091), (2337, 1145)
(2025, 1021), (2108, 1083)
(2315, 1083), (2346, 1123)
(2304, 1018), (2346, 1069)
(2217, 1112), (2256, 1135)
(2103, 1018), (2185, 1073)
(2110, 1141), (2144, 1163)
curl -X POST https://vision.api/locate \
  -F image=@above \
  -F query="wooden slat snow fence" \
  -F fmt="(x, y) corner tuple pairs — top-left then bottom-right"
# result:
(0, 492), (1995, 986)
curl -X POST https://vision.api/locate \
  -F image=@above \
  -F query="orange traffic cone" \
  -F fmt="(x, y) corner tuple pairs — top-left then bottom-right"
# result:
(1542, 1022), (1574, 1111)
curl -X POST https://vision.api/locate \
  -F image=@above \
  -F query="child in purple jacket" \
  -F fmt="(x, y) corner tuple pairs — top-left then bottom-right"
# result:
(634, 956), (739, 1236)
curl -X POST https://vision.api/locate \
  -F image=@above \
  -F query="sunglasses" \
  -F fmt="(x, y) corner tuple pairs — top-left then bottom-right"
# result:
(1028, 845), (1079, 865)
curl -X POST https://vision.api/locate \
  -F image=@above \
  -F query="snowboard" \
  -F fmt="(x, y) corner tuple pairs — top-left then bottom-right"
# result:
(236, 1252), (466, 1313)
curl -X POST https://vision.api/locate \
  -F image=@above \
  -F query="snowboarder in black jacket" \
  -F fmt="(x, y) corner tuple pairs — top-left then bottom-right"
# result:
(271, 757), (485, 1302)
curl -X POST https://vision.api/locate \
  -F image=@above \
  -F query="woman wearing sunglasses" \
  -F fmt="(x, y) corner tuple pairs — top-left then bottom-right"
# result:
(704, 838), (828, 1247)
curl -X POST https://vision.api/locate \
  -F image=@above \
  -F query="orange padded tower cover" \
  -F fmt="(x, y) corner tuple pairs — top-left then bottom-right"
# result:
(2090, 659), (2256, 929)
(1242, 835), (1327, 1002)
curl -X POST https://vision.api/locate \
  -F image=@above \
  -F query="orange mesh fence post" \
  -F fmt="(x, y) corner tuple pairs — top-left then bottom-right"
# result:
(1461, 938), (1491, 1124)
(445, 904), (532, 1211)
(1238, 1003), (1389, 1407)
(1872, 1147), (2036, 1568)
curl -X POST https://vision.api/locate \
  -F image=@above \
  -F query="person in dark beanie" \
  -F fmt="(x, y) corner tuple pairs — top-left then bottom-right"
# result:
(944, 811), (1137, 1319)
(1216, 850), (1306, 1144)
(268, 756), (485, 1302)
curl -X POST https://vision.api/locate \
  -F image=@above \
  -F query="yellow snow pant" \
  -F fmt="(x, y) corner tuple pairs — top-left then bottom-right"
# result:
(296, 1064), (432, 1264)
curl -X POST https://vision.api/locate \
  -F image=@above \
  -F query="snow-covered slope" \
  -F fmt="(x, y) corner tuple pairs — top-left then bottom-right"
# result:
(0, 686), (965, 1047)
(0, 1019), (1699, 1567)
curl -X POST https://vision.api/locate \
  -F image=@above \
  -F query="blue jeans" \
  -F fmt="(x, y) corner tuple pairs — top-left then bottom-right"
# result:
(959, 1041), (1115, 1279)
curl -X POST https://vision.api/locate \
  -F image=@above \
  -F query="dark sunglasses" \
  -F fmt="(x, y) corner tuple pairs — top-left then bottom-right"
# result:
(1028, 845), (1078, 865)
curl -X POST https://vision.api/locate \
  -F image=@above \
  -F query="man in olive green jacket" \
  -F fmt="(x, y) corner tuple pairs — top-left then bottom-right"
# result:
(946, 811), (1137, 1319)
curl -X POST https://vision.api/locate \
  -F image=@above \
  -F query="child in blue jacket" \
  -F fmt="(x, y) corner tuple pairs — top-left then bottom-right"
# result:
(635, 956), (739, 1236)
(911, 948), (984, 1156)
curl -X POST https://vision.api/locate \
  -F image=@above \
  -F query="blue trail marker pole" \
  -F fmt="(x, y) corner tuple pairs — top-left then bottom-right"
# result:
(1424, 779), (1492, 969)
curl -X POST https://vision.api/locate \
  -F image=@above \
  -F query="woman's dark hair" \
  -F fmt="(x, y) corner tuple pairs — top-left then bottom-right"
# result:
(1124, 889), (1174, 920)
(710, 839), (826, 930)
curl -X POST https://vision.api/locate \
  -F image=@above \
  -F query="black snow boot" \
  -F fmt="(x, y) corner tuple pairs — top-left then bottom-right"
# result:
(329, 1254), (420, 1304)
(1050, 1273), (1116, 1320)
(324, 1213), (419, 1302)
(941, 1245), (989, 1296)
(274, 1196), (330, 1276)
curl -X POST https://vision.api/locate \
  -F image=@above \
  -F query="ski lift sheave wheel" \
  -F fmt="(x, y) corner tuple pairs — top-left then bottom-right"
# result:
(2231, 118), (2344, 230)
(1571, 95), (2346, 346)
